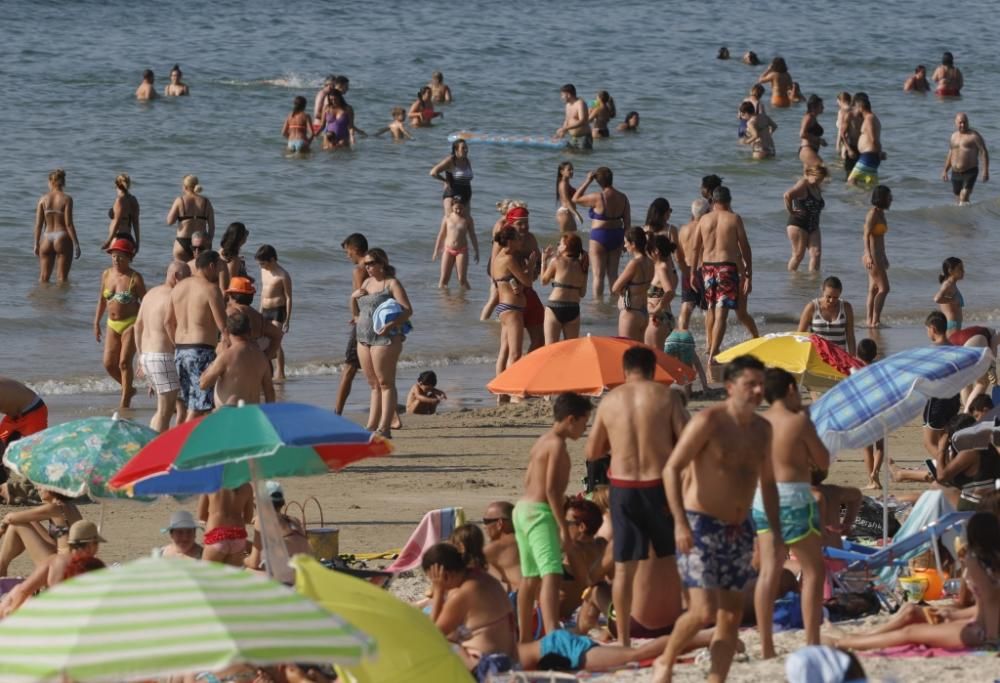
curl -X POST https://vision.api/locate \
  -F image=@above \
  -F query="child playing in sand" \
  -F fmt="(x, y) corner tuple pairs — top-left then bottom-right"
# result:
(406, 371), (447, 414)
(374, 107), (413, 141)
(256, 244), (293, 381)
(513, 392), (592, 642)
(432, 197), (479, 288)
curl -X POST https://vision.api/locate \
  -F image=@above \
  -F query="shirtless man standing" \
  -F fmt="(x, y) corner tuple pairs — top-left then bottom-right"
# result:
(839, 97), (862, 179)
(753, 369), (829, 659)
(135, 261), (190, 432)
(135, 70), (157, 101)
(200, 312), (275, 407)
(586, 347), (688, 646)
(847, 93), (885, 187)
(483, 501), (522, 594)
(555, 84), (592, 150)
(942, 113), (989, 204)
(198, 483), (255, 566)
(653, 355), (780, 683)
(335, 233), (368, 415)
(690, 187), (756, 364)
(0, 378), (47, 452)
(256, 245), (293, 381)
(676, 198), (709, 332)
(168, 251), (227, 422)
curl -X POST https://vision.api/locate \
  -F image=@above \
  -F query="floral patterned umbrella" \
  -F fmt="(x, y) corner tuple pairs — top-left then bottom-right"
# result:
(2, 414), (157, 499)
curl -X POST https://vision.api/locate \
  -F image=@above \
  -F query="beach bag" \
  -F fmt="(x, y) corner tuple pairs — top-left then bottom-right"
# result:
(849, 497), (900, 540)
(284, 497), (339, 561)
(824, 589), (883, 622)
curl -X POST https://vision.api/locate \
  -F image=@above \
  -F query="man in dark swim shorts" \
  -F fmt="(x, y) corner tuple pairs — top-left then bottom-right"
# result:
(336, 233), (368, 415)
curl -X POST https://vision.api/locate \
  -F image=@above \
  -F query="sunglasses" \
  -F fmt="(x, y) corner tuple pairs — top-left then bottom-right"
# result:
(482, 517), (507, 525)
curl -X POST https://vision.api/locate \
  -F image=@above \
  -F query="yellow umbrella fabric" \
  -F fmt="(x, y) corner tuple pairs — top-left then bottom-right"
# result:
(714, 333), (846, 389)
(292, 555), (469, 683)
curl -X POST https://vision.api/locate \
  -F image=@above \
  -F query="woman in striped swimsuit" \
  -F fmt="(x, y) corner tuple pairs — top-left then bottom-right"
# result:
(796, 276), (857, 356)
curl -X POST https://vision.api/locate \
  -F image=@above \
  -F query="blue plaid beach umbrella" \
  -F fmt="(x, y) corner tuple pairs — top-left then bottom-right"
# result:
(811, 345), (991, 542)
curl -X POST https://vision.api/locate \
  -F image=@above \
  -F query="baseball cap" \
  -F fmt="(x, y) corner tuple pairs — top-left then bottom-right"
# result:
(106, 237), (135, 256)
(69, 520), (107, 544)
(225, 276), (256, 295)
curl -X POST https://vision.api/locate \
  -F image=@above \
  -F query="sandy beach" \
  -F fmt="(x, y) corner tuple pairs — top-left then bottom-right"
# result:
(6, 378), (998, 681)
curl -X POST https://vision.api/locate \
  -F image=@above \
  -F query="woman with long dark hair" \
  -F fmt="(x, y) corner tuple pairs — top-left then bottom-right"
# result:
(430, 139), (473, 216)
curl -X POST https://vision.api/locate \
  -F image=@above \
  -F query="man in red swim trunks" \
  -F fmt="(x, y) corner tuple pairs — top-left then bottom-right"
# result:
(198, 483), (255, 566)
(507, 206), (544, 351)
(0, 378), (48, 453)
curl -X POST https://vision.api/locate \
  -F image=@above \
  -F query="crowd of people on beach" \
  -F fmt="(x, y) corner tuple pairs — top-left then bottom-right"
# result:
(4, 44), (999, 681)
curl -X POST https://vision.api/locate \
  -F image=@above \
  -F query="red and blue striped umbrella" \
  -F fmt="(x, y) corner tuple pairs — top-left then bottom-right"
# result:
(109, 402), (391, 495)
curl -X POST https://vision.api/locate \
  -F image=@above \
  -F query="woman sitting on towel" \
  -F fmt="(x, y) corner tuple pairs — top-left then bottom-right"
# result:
(0, 487), (82, 576)
(826, 510), (1000, 650)
(422, 542), (518, 681)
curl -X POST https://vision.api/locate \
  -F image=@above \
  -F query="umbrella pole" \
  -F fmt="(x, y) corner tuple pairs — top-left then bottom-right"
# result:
(98, 501), (105, 536)
(248, 460), (293, 584)
(882, 432), (889, 547)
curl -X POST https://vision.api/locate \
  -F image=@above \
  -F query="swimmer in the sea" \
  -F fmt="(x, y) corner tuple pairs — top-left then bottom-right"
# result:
(617, 111), (639, 133)
(932, 51), (963, 97)
(135, 69), (157, 101)
(432, 196), (479, 289)
(738, 84), (766, 138)
(374, 107), (413, 141)
(904, 65), (931, 93)
(739, 102), (776, 159)
(798, 95), (826, 170)
(427, 71), (453, 103)
(589, 91), (616, 138)
(281, 96), (314, 154)
(408, 87), (441, 127)
(789, 82), (806, 103)
(318, 90), (353, 148)
(717, 47), (730, 60)
(164, 64), (189, 96)
(757, 57), (792, 108)
(34, 168), (81, 283)
(742, 51), (761, 66)
(555, 84), (591, 150)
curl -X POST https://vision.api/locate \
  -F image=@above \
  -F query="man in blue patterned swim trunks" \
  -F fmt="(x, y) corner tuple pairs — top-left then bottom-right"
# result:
(652, 356), (780, 683)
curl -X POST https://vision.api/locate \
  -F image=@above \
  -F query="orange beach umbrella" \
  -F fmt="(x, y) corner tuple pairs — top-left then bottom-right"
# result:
(487, 335), (696, 397)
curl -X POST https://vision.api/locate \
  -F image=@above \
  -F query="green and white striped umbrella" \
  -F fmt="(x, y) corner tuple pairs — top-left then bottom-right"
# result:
(0, 557), (375, 682)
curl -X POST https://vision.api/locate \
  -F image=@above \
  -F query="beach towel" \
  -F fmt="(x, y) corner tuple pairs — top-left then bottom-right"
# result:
(386, 507), (465, 573)
(859, 644), (974, 658)
(372, 298), (413, 336)
(785, 645), (851, 683)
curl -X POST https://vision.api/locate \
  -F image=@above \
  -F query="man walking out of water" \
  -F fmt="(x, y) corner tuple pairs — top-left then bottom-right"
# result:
(942, 113), (989, 204)
(653, 355), (780, 683)
(335, 233), (368, 415)
(847, 93), (885, 187)
(691, 187), (756, 365)
(753, 369), (829, 659)
(586, 347), (687, 646)
(168, 251), (227, 422)
(135, 260), (190, 432)
(555, 84), (591, 150)
(514, 392), (591, 641)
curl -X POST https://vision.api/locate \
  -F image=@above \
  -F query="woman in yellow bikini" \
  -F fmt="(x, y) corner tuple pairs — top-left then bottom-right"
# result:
(862, 185), (892, 328)
(33, 168), (81, 283)
(93, 238), (146, 409)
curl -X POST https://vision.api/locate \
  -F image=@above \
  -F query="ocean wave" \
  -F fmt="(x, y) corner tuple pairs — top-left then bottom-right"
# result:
(224, 73), (321, 89)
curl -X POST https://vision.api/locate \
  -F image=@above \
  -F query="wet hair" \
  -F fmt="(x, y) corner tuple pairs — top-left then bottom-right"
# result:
(560, 83), (577, 97)
(255, 244), (278, 262)
(431, 71), (443, 82)
(333, 75), (350, 90)
(822, 276), (843, 292)
(449, 523), (487, 569)
(807, 94), (823, 113)
(925, 311), (948, 334)
(292, 96), (306, 113)
(967, 511), (1000, 576)
(340, 233), (368, 253)
(593, 167), (613, 188)
(939, 257), (963, 283)
(644, 198), (671, 231)
(494, 226), (519, 248)
(553, 392), (592, 422)
(750, 83), (765, 98)
(416, 86), (431, 100)
(142, 69), (154, 82)
(366, 248), (395, 278)
(701, 174), (723, 195)
(450, 139), (468, 159)
(739, 101), (756, 115)
(182, 174), (203, 194)
(170, 64), (182, 76)
(418, 370), (438, 387)
(764, 367), (797, 403)
(114, 173), (131, 192)
(421, 542), (465, 573)
(220, 222), (248, 260)
(229, 292), (253, 306)
(556, 161), (574, 200)
(837, 91), (852, 103)
(327, 89), (347, 108)
(195, 250), (220, 271)
(723, 354), (765, 383)
(717, 47), (730, 60)
(561, 232), (584, 258)
(712, 186), (732, 205)
(391, 106), (405, 119)
(624, 111), (639, 127)
(871, 185), (892, 209)
(49, 168), (66, 188)
(650, 234), (677, 261)
(744, 51), (761, 66)
(915, 64), (927, 74)
(857, 338), (878, 363)
(770, 57), (788, 73)
(622, 347), (656, 379)
(227, 311), (251, 337)
(852, 92), (872, 112)
(942, 51), (954, 67)
(691, 198), (710, 219)
(625, 226), (647, 252)
(969, 394), (994, 414)
(565, 499), (603, 536)
(596, 90), (616, 118)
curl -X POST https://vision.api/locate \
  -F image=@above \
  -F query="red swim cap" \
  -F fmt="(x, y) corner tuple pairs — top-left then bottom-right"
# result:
(506, 206), (529, 222)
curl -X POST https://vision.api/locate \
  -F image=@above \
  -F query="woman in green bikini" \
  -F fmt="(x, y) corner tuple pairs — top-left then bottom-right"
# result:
(93, 238), (146, 409)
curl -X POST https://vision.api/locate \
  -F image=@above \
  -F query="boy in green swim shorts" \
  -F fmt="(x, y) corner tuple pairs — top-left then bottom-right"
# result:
(753, 368), (830, 659)
(513, 392), (592, 642)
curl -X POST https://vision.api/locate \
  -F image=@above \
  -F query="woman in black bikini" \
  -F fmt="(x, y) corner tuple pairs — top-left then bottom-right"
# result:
(784, 164), (827, 272)
(0, 488), (82, 577)
(645, 234), (679, 349)
(33, 168), (81, 283)
(611, 227), (654, 342)
(219, 221), (250, 292)
(102, 173), (140, 253)
(166, 174), (215, 261)
(491, 227), (535, 402)
(799, 94), (826, 171)
(541, 232), (588, 344)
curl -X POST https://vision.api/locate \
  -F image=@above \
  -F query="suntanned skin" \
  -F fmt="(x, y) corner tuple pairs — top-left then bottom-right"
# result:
(586, 371), (687, 647)
(942, 113), (989, 204)
(559, 510), (607, 620)
(335, 244), (367, 415)
(653, 365), (780, 683)
(197, 483), (255, 566)
(135, 261), (190, 432)
(225, 300), (282, 362)
(0, 378), (40, 418)
(199, 332), (275, 408)
(517, 410), (590, 642)
(258, 257), (293, 379)
(483, 502), (522, 592)
(754, 378), (830, 659)
(556, 91), (589, 139)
